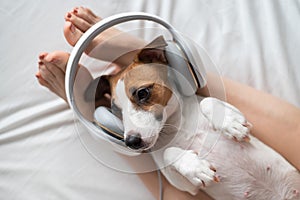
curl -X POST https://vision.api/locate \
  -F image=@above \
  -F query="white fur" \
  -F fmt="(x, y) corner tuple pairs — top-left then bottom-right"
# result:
(164, 147), (216, 187)
(160, 96), (300, 199)
(114, 75), (300, 200)
(200, 97), (250, 141)
(115, 79), (164, 149)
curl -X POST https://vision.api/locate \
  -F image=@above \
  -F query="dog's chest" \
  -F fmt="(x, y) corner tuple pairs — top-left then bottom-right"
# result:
(166, 98), (300, 199)
(172, 96), (214, 150)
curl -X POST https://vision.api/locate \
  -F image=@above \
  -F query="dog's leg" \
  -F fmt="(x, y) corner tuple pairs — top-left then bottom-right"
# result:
(163, 147), (218, 195)
(200, 97), (251, 142)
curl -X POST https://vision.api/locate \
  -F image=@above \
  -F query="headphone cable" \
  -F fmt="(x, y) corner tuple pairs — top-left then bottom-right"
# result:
(157, 169), (163, 200)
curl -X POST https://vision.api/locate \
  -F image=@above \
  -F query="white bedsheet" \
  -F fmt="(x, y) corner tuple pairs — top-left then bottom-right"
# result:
(1, 0), (299, 199)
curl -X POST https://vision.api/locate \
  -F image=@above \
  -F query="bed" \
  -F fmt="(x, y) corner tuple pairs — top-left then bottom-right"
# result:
(1, 0), (299, 199)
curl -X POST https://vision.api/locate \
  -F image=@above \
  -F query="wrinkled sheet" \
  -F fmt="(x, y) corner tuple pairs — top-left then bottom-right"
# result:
(1, 0), (299, 199)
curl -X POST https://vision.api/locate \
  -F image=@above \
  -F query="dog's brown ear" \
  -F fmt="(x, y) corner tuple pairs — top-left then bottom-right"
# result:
(84, 75), (111, 108)
(137, 35), (168, 64)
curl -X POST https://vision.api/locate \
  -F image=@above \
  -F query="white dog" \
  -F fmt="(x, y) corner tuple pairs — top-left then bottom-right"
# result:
(88, 36), (300, 199)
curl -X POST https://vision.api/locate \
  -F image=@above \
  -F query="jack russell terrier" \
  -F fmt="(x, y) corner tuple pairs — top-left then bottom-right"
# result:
(87, 36), (300, 199)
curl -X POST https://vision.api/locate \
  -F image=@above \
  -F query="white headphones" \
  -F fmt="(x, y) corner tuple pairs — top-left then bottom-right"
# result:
(65, 12), (206, 144)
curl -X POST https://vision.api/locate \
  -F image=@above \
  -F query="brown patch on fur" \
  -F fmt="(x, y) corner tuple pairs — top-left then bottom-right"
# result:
(123, 62), (172, 108)
(135, 35), (168, 64)
(107, 63), (173, 115)
(86, 36), (173, 112)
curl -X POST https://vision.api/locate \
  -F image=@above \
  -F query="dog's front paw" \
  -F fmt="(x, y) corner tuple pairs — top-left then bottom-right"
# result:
(166, 148), (218, 187)
(200, 97), (251, 142)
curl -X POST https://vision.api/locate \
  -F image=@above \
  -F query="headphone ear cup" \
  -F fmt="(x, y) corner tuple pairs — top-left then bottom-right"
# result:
(165, 41), (197, 96)
(94, 106), (124, 138)
(177, 37), (206, 89)
(165, 38), (206, 96)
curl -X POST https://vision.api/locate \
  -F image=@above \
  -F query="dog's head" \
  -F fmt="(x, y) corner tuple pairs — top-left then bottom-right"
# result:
(87, 36), (180, 151)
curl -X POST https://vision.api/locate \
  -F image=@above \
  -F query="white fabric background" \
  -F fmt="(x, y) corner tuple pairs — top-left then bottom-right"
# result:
(1, 0), (299, 199)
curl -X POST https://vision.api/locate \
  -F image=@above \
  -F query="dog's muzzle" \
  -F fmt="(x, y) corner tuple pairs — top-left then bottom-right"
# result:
(125, 133), (144, 150)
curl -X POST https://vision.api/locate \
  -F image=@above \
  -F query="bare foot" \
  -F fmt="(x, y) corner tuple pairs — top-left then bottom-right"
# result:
(36, 7), (123, 104)
(36, 50), (95, 119)
(64, 7), (122, 55)
(63, 6), (145, 66)
(36, 51), (70, 101)
(36, 7), (145, 105)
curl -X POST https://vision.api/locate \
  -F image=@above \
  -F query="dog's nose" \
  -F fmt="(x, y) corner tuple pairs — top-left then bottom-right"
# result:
(125, 133), (143, 150)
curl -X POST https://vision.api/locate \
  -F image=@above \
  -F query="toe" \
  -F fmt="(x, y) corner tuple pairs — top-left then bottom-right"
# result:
(65, 12), (91, 32)
(37, 58), (67, 100)
(43, 51), (70, 73)
(36, 72), (50, 88)
(39, 52), (48, 60)
(39, 62), (56, 84)
(63, 21), (83, 47)
(73, 7), (101, 25)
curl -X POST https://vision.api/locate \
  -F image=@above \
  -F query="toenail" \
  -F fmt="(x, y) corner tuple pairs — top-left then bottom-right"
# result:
(38, 61), (43, 65)
(73, 8), (78, 14)
(39, 54), (45, 60)
(67, 12), (71, 18)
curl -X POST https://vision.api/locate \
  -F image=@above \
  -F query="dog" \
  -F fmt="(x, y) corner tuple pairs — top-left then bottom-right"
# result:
(87, 36), (300, 199)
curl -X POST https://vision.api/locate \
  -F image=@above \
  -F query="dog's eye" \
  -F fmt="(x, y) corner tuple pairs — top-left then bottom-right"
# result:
(134, 87), (151, 103)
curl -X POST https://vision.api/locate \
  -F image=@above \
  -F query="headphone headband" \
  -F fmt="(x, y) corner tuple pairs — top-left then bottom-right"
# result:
(66, 12), (207, 106)
(65, 12), (206, 144)
(66, 12), (178, 107)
